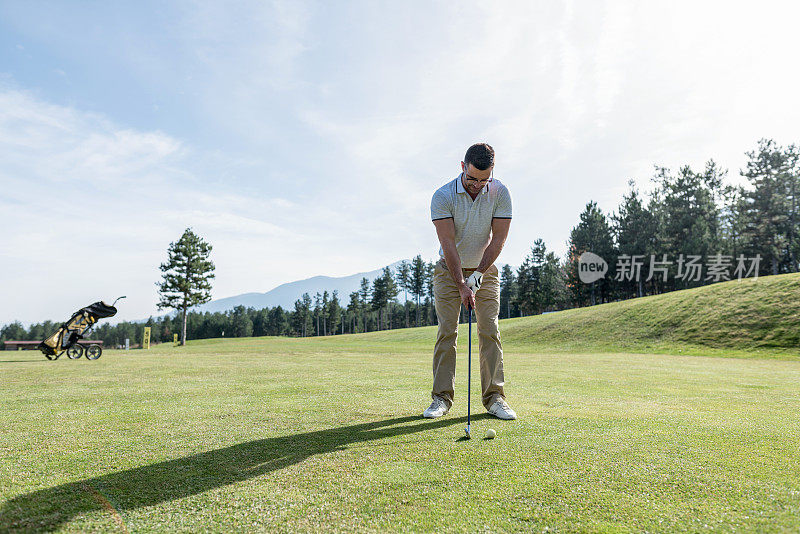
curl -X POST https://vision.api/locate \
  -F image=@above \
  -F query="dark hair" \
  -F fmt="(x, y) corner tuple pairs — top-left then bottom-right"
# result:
(464, 143), (495, 171)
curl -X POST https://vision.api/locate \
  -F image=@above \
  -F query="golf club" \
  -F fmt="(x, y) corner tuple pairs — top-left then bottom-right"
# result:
(465, 304), (472, 439)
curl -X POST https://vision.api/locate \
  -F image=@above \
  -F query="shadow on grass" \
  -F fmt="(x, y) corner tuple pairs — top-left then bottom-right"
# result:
(1, 413), (488, 532)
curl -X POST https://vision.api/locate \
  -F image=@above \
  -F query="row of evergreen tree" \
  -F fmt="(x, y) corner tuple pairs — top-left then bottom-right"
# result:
(501, 138), (799, 312)
(2, 138), (797, 346)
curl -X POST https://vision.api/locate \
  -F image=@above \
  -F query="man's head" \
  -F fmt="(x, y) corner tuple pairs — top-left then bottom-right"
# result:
(461, 143), (494, 195)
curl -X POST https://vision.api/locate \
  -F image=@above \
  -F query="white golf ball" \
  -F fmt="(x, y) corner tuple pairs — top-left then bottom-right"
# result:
(485, 428), (496, 439)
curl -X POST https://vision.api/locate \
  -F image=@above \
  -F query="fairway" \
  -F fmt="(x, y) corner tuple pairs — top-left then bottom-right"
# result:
(2, 331), (800, 533)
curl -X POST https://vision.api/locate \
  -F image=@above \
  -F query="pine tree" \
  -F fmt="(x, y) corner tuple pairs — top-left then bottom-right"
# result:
(541, 252), (569, 311)
(397, 260), (411, 328)
(499, 264), (517, 319)
(313, 292), (322, 336)
(371, 274), (386, 330)
(613, 181), (659, 297)
(347, 291), (361, 333)
(156, 228), (215, 346)
(410, 255), (427, 326)
(787, 145), (800, 271)
(292, 296), (310, 337)
(328, 290), (342, 335)
(652, 162), (725, 289)
(230, 305), (253, 337)
(515, 239), (550, 315)
(741, 139), (799, 274)
(720, 185), (749, 260)
(0, 322), (27, 343)
(268, 306), (288, 336)
(382, 267), (399, 329)
(321, 291), (330, 336)
(567, 203), (614, 306)
(359, 278), (371, 333)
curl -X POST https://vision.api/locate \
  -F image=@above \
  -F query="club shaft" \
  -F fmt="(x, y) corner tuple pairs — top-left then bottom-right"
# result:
(468, 307), (472, 428)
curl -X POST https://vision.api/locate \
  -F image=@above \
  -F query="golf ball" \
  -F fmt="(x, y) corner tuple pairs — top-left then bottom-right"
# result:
(485, 428), (496, 439)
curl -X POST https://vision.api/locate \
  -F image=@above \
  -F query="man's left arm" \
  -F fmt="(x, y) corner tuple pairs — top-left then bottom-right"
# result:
(476, 218), (511, 274)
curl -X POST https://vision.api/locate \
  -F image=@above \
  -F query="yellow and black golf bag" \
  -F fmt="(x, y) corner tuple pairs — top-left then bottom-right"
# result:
(39, 297), (125, 360)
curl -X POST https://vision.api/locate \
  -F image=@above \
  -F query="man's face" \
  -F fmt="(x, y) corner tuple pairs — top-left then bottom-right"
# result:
(461, 162), (493, 195)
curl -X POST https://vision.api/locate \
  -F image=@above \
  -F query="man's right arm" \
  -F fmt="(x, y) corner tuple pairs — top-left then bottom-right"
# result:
(433, 218), (476, 309)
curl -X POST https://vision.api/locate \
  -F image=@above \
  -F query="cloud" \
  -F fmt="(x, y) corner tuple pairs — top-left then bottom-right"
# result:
(0, 86), (320, 324)
(0, 89), (183, 190)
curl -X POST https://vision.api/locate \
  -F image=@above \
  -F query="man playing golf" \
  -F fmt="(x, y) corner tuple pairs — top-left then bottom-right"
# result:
(423, 143), (517, 421)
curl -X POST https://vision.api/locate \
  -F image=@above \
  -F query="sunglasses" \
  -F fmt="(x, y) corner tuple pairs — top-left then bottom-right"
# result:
(463, 169), (493, 186)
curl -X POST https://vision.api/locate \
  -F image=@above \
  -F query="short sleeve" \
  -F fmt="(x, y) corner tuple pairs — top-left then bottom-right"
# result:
(493, 184), (512, 218)
(431, 188), (453, 221)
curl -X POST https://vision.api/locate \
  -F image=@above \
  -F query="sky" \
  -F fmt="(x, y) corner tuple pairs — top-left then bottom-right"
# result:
(1, 0), (800, 324)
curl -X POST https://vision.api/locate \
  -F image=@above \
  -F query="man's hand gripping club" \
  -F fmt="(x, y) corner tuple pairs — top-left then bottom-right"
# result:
(460, 270), (482, 310)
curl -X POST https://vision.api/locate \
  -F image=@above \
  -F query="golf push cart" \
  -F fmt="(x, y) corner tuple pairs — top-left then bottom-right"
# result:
(38, 297), (125, 361)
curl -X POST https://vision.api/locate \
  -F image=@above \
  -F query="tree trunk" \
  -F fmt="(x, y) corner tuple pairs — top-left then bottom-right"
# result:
(181, 306), (187, 346)
(404, 291), (409, 328)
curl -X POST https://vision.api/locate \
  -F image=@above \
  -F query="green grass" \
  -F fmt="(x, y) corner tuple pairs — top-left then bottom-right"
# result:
(2, 324), (800, 532)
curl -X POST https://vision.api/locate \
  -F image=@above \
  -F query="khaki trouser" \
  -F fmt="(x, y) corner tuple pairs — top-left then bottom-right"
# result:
(432, 259), (505, 409)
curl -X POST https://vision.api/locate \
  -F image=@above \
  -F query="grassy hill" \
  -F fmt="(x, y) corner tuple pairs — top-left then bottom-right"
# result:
(501, 272), (800, 356)
(502, 273), (800, 353)
(327, 272), (800, 359)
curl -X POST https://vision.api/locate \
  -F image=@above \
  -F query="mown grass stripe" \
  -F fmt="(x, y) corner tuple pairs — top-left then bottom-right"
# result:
(82, 482), (128, 532)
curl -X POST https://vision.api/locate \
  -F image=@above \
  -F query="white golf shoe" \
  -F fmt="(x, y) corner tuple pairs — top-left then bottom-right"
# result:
(422, 397), (450, 418)
(488, 398), (517, 420)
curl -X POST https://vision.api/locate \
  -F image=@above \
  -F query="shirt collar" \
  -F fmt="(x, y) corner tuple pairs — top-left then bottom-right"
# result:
(457, 173), (489, 195)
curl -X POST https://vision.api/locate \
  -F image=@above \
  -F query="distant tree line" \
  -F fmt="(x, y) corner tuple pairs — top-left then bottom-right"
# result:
(0, 256), (439, 346)
(2, 139), (797, 346)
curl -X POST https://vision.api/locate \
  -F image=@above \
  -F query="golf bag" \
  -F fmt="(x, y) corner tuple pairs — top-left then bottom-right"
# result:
(39, 297), (125, 361)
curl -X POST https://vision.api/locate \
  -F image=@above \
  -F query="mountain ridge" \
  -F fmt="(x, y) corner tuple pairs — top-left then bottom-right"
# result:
(194, 259), (510, 314)
(194, 260), (409, 313)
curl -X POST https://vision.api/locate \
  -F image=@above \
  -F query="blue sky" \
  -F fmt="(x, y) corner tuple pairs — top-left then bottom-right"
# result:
(2, 1), (800, 324)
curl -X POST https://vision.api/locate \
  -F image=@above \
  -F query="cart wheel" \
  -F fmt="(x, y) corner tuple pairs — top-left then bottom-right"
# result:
(85, 345), (103, 360)
(66, 345), (84, 359)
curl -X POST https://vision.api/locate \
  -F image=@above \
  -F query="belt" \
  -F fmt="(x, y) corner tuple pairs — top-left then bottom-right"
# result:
(438, 259), (478, 272)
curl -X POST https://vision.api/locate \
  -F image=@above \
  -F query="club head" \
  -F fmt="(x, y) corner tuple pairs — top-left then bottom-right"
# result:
(464, 425), (471, 439)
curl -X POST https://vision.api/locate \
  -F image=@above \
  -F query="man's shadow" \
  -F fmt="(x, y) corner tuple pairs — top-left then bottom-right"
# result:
(1, 414), (488, 532)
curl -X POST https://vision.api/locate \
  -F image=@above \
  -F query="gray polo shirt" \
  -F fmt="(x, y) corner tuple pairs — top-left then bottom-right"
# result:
(430, 174), (512, 269)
